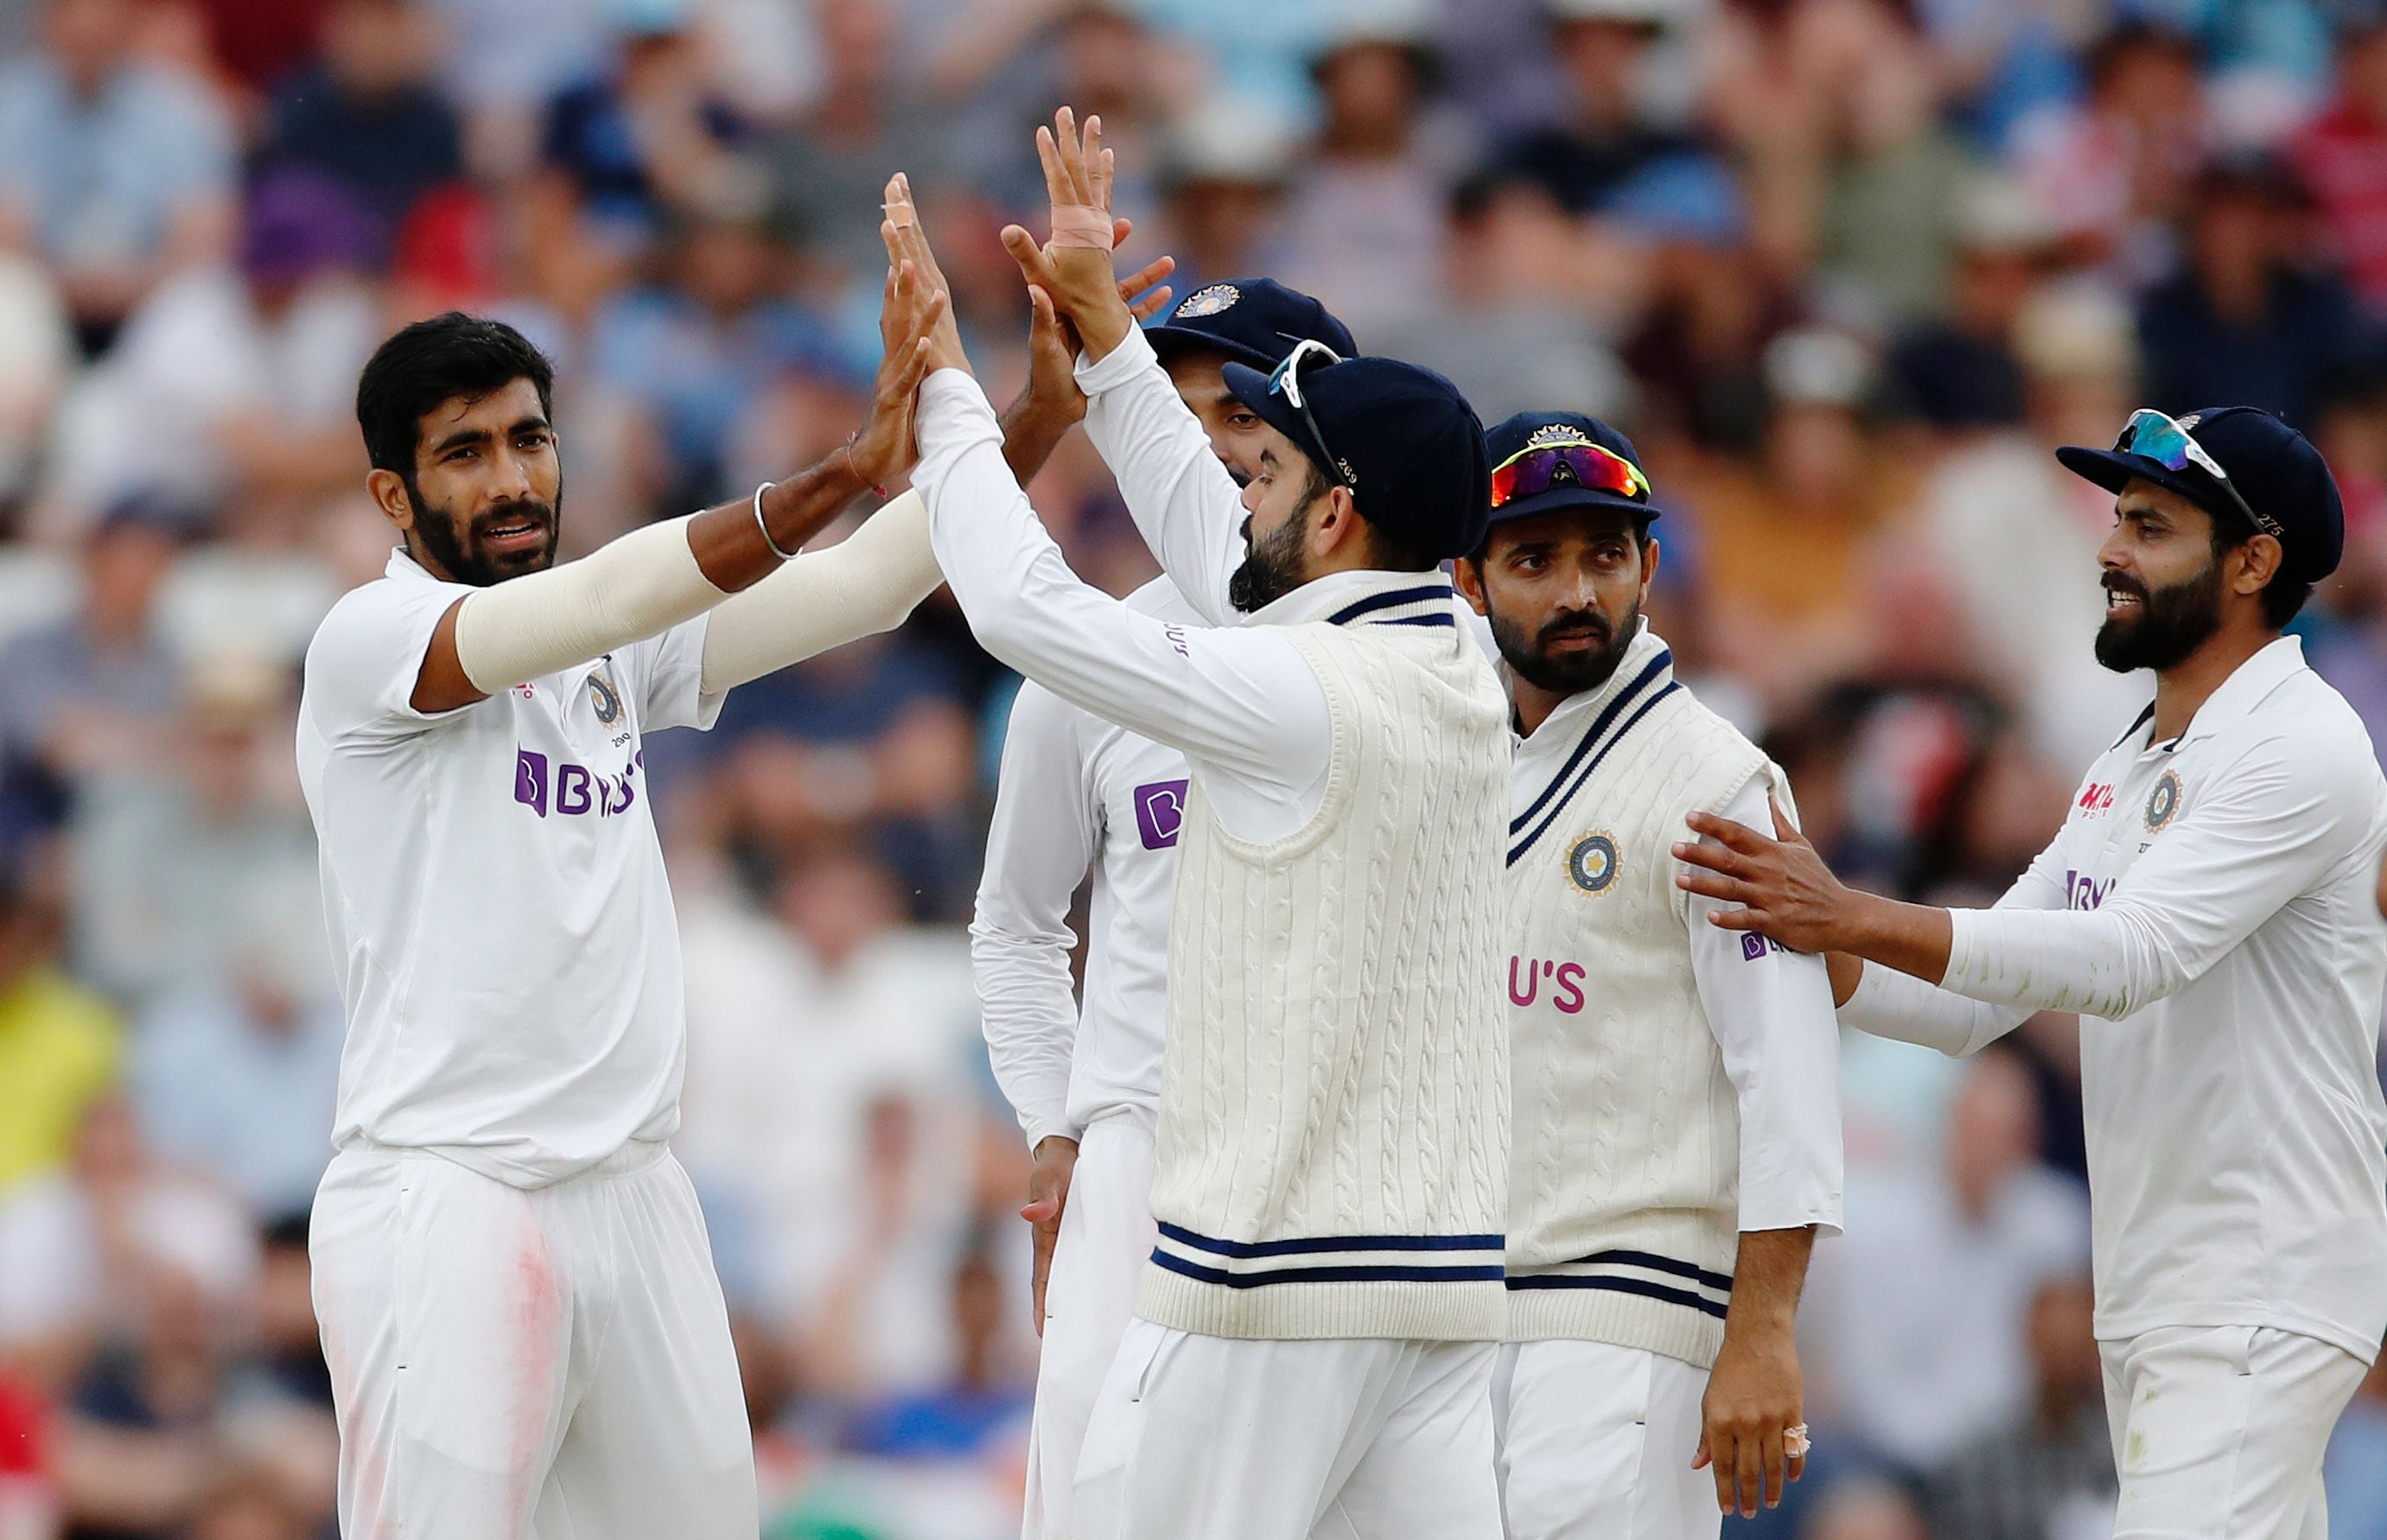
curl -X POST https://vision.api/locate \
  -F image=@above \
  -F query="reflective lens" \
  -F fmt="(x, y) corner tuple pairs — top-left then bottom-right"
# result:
(1490, 440), (1649, 509)
(2112, 409), (2280, 538)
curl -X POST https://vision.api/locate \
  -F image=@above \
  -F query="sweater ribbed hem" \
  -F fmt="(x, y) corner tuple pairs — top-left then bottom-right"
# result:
(1504, 1286), (1724, 1368)
(1136, 1267), (1505, 1341)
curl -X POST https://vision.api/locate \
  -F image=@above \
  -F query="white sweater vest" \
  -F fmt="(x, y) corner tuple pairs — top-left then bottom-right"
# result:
(1502, 636), (1784, 1367)
(1139, 588), (1512, 1341)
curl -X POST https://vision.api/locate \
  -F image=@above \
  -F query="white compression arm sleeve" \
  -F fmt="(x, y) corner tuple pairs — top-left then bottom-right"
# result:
(452, 513), (724, 694)
(697, 490), (944, 696)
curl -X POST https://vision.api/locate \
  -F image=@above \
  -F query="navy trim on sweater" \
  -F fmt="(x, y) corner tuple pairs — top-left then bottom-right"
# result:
(1509, 651), (1673, 836)
(1157, 1221), (1505, 1258)
(1507, 680), (1684, 866)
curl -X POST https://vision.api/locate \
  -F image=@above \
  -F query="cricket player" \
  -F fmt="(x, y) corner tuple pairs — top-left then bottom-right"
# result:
(1675, 406), (2387, 1540)
(971, 278), (1360, 1540)
(1454, 410), (1843, 1538)
(297, 296), (955, 1539)
(888, 109), (1512, 1537)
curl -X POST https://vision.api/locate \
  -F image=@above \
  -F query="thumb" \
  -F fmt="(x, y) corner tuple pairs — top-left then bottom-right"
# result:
(1111, 215), (1133, 246)
(1693, 1433), (1712, 1470)
(1001, 224), (1052, 279)
(1028, 283), (1057, 328)
(1021, 1197), (1060, 1224)
(1769, 795), (1798, 843)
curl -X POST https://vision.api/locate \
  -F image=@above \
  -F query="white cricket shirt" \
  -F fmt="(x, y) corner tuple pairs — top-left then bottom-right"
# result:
(1843, 636), (2387, 1359)
(970, 576), (1195, 1149)
(296, 549), (718, 1188)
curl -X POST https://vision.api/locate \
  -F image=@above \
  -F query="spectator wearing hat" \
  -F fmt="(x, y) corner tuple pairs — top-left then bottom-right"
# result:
(1885, 171), (2061, 433)
(1148, 99), (1293, 295)
(904, 118), (1512, 1537)
(1678, 404), (2387, 1540)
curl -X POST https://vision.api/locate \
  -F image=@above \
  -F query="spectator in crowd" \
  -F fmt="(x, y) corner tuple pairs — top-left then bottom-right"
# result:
(1913, 282), (2153, 770)
(1148, 98), (1291, 295)
(2013, 17), (2208, 285)
(40, 169), (379, 544)
(1886, 170), (2057, 432)
(1668, 326), (1911, 703)
(839, 1237), (1034, 1460)
(0, 251), (71, 515)
(1276, 8), (1461, 331)
(69, 648), (319, 1010)
(2136, 152), (2372, 429)
(1805, 1051), (2091, 1475)
(0, 0), (237, 357)
(0, 503), (181, 818)
(1493, 0), (1684, 216)
(2291, 9), (2387, 315)
(0, 866), (117, 1198)
(258, 0), (461, 249)
(2327, 1353), (2387, 1540)
(767, 0), (957, 283)
(1926, 1274), (2117, 1540)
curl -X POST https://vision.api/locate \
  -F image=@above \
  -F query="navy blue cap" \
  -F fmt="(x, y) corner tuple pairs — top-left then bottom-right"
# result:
(1223, 354), (1490, 562)
(1145, 278), (1359, 374)
(2055, 406), (2345, 582)
(1482, 410), (1660, 527)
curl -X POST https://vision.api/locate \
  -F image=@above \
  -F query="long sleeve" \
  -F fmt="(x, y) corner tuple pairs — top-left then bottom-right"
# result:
(1687, 777), (1844, 1235)
(1939, 733), (2371, 1020)
(913, 367), (1331, 844)
(1836, 816), (2075, 1052)
(1076, 326), (1247, 627)
(971, 682), (1098, 1149)
(696, 490), (944, 696)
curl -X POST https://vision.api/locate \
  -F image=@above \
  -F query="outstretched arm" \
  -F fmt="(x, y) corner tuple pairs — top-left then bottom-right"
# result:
(410, 266), (942, 712)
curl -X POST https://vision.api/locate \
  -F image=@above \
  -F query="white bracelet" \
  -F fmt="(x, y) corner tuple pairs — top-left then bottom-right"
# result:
(752, 480), (800, 562)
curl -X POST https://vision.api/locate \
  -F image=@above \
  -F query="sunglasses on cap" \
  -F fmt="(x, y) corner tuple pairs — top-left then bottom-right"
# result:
(2114, 408), (2280, 540)
(1489, 436), (1650, 511)
(1266, 338), (1352, 489)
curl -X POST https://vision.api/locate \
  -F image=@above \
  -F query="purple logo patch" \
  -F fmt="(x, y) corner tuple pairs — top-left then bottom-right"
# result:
(1133, 780), (1188, 850)
(1741, 932), (1767, 962)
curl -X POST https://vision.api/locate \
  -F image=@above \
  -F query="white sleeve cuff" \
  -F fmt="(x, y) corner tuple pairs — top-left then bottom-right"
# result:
(1073, 324), (1158, 394)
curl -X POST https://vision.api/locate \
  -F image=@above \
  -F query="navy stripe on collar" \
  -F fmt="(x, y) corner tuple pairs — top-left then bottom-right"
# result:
(1327, 583), (1456, 627)
(1510, 649), (1672, 836)
(1508, 680), (1682, 866)
(2109, 702), (2157, 753)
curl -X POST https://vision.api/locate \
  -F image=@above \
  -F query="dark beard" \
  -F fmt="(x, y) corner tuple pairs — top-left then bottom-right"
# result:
(405, 474), (562, 588)
(2094, 560), (2223, 673)
(1492, 595), (1640, 697)
(1227, 506), (1310, 614)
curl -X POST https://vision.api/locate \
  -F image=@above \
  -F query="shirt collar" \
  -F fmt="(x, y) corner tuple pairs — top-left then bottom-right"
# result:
(1244, 568), (1459, 630)
(1514, 617), (1669, 747)
(385, 546), (451, 587)
(2150, 634), (2310, 752)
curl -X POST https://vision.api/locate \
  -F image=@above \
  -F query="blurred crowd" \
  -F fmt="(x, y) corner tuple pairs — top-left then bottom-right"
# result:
(3, 0), (2387, 1536)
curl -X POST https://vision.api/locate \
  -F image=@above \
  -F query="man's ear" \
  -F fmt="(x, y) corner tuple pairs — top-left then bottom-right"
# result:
(2231, 532), (2283, 597)
(1453, 555), (1491, 616)
(367, 468), (417, 532)
(1640, 535), (1661, 605)
(1310, 483), (1359, 557)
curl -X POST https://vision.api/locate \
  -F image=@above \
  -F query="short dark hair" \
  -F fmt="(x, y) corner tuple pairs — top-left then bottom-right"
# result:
(356, 312), (555, 478)
(2208, 505), (2314, 630)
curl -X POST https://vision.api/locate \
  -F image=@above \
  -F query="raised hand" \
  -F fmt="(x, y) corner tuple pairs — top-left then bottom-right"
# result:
(1000, 106), (1138, 362)
(880, 173), (969, 375)
(847, 258), (945, 489)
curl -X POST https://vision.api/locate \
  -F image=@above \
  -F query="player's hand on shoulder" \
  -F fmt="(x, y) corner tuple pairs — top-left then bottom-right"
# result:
(1673, 796), (1854, 955)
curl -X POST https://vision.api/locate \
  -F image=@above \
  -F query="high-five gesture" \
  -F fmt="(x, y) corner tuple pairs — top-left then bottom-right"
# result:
(880, 174), (969, 377)
(1001, 107), (1138, 363)
(846, 257), (945, 489)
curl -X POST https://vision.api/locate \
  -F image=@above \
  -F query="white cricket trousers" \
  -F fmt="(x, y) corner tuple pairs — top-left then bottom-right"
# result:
(2100, 1325), (2369, 1540)
(1491, 1340), (1718, 1540)
(309, 1140), (757, 1540)
(1074, 1320), (1504, 1540)
(1023, 1114), (1158, 1540)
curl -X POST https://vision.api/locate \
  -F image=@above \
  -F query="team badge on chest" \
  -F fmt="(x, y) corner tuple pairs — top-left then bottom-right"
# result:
(2144, 769), (2181, 832)
(587, 668), (623, 726)
(1565, 831), (1620, 895)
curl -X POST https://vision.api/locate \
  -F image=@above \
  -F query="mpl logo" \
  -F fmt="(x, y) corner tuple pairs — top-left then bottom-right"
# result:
(1133, 780), (1187, 850)
(2078, 782), (2116, 816)
(2065, 869), (2112, 910)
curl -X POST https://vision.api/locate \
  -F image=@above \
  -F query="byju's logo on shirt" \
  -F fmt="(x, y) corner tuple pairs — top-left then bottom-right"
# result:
(1741, 932), (1790, 962)
(514, 748), (643, 819)
(1508, 955), (1588, 1014)
(1134, 780), (1188, 850)
(2065, 869), (2112, 910)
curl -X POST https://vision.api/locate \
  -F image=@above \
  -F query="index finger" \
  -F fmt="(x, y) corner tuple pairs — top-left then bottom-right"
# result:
(1685, 810), (1773, 854)
(1034, 124), (1075, 211)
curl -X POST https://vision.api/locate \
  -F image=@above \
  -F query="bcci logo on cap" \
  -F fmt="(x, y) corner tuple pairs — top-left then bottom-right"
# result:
(1566, 831), (1620, 895)
(2145, 770), (2181, 832)
(1175, 283), (1239, 318)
